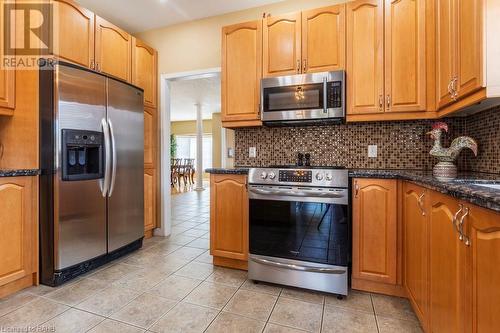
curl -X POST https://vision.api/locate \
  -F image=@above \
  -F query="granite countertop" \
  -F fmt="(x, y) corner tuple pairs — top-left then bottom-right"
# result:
(0, 169), (40, 177)
(206, 167), (500, 213)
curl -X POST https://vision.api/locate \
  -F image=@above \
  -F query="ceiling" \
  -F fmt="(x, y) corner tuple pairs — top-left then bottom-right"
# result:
(170, 76), (221, 122)
(76, 0), (284, 33)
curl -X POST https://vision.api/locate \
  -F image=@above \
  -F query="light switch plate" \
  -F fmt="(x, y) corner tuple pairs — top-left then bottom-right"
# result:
(249, 147), (257, 158)
(368, 145), (378, 158)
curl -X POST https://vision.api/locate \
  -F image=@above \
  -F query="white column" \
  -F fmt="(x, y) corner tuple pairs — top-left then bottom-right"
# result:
(195, 103), (204, 191)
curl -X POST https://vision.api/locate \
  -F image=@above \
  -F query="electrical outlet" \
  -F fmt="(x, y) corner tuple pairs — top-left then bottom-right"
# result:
(368, 145), (378, 158)
(249, 147), (257, 158)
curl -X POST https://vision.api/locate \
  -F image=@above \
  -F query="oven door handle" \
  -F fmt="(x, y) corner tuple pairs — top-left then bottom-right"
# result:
(249, 188), (280, 195)
(282, 190), (344, 199)
(250, 257), (346, 274)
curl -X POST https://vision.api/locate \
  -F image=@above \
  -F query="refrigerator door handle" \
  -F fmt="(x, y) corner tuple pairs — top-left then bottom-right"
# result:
(100, 118), (111, 197)
(108, 118), (117, 197)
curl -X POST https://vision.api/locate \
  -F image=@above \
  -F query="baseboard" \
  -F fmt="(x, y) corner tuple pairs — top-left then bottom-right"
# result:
(213, 256), (248, 270)
(351, 277), (407, 298)
(0, 275), (35, 298)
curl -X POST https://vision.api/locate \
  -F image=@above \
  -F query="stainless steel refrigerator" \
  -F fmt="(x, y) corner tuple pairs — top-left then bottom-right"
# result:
(39, 62), (144, 286)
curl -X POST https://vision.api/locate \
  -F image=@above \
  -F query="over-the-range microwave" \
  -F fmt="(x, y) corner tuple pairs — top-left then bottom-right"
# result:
(261, 70), (345, 126)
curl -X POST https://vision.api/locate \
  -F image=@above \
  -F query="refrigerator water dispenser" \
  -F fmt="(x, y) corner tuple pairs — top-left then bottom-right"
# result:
(61, 129), (104, 181)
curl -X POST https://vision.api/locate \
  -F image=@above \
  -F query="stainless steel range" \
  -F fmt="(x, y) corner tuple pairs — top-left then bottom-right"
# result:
(248, 166), (350, 296)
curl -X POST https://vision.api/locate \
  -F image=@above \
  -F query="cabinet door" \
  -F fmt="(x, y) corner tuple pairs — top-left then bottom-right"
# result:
(132, 37), (157, 108)
(385, 0), (426, 112)
(95, 16), (132, 82)
(0, 0), (15, 113)
(403, 183), (429, 330)
(352, 178), (397, 284)
(346, 0), (385, 115)
(263, 12), (301, 77)
(302, 5), (345, 73)
(144, 108), (155, 169)
(436, 0), (456, 109)
(0, 178), (35, 287)
(464, 205), (500, 333)
(144, 168), (156, 232)
(429, 191), (466, 333)
(456, 0), (483, 99)
(210, 175), (248, 261)
(221, 21), (262, 123)
(51, 0), (95, 68)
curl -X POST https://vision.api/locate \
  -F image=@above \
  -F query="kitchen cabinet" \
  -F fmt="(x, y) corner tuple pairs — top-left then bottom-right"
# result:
(263, 5), (346, 77)
(384, 0), (426, 113)
(346, 0), (384, 115)
(347, 0), (427, 117)
(144, 168), (156, 236)
(144, 107), (155, 169)
(352, 179), (399, 290)
(429, 191), (466, 333)
(51, 0), (95, 69)
(0, 0), (15, 115)
(221, 20), (262, 128)
(95, 16), (132, 82)
(210, 174), (248, 270)
(0, 177), (38, 298)
(462, 203), (500, 333)
(132, 37), (157, 108)
(436, 0), (482, 109)
(403, 183), (429, 331)
(301, 5), (346, 74)
(263, 12), (301, 77)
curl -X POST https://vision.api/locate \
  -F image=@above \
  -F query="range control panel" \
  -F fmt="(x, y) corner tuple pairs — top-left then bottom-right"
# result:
(279, 170), (312, 183)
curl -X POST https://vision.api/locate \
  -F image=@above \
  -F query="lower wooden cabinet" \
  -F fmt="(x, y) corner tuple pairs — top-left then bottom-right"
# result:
(0, 176), (38, 298)
(144, 168), (156, 236)
(403, 182), (429, 331)
(352, 178), (403, 295)
(429, 191), (467, 333)
(210, 174), (248, 270)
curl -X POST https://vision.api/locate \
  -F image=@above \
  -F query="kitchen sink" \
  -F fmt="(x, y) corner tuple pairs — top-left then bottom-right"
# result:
(472, 183), (500, 190)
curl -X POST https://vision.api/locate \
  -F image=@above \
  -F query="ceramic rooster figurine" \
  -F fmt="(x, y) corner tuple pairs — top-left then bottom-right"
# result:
(426, 122), (478, 180)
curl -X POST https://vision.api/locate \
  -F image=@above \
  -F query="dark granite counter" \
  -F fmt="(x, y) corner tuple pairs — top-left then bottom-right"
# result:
(206, 167), (500, 213)
(0, 169), (40, 177)
(205, 168), (250, 175)
(350, 169), (500, 213)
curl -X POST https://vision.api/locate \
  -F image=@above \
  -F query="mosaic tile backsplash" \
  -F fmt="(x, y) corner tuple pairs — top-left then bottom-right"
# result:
(234, 108), (499, 174)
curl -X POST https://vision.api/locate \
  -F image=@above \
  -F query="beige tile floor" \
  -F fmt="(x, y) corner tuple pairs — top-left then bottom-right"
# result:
(0, 187), (422, 333)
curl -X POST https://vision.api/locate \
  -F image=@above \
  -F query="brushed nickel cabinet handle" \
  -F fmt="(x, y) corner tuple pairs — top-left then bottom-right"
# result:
(303, 59), (307, 72)
(459, 207), (470, 244)
(90, 60), (95, 70)
(417, 192), (426, 216)
(379, 95), (384, 110)
(354, 181), (359, 198)
(386, 95), (391, 109)
(452, 204), (464, 235)
(297, 60), (301, 73)
(452, 76), (459, 100)
(448, 79), (454, 97)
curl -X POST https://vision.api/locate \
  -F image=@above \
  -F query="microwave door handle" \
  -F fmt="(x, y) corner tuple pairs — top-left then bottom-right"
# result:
(323, 77), (328, 114)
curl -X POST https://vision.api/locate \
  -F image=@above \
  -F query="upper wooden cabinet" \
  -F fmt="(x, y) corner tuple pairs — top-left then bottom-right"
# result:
(210, 174), (249, 265)
(346, 0), (384, 115)
(347, 0), (427, 117)
(302, 5), (346, 74)
(144, 107), (155, 169)
(221, 20), (262, 128)
(429, 191), (467, 333)
(263, 13), (301, 77)
(263, 6), (346, 77)
(51, 0), (95, 69)
(0, 177), (37, 298)
(403, 183), (429, 331)
(436, 0), (483, 109)
(95, 16), (132, 82)
(0, 0), (15, 115)
(132, 37), (157, 108)
(352, 178), (398, 285)
(384, 0), (426, 113)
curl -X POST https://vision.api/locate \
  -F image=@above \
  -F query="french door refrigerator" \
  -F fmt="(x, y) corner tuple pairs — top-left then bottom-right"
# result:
(39, 62), (144, 286)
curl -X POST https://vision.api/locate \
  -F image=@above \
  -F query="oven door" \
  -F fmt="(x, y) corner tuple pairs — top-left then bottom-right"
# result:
(249, 185), (349, 267)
